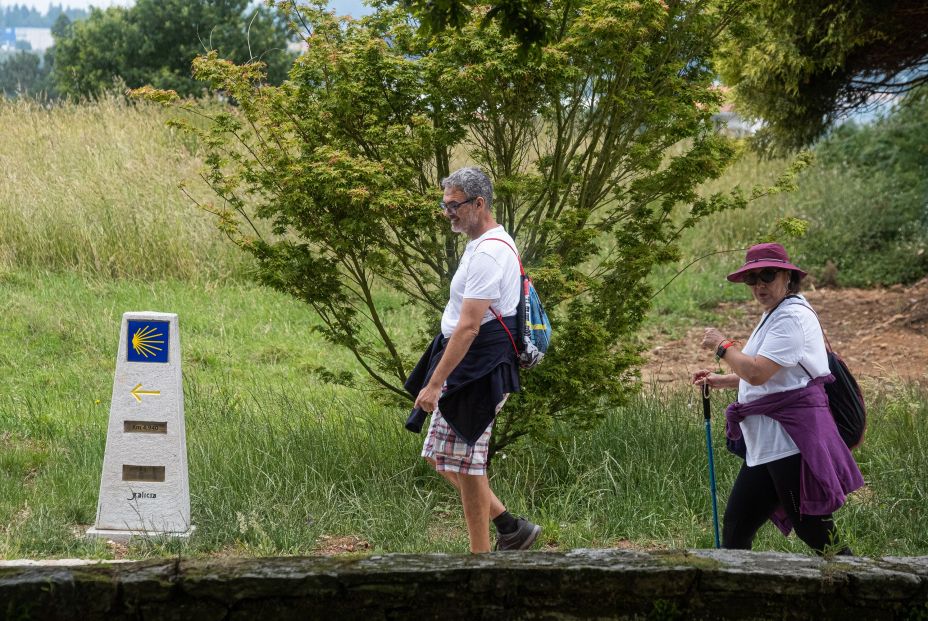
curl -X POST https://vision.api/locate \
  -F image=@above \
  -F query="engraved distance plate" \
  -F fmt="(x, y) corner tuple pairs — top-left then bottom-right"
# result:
(123, 421), (168, 434)
(122, 465), (166, 482)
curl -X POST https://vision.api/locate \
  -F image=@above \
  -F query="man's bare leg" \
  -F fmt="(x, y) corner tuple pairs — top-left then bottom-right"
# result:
(458, 473), (493, 553)
(427, 458), (506, 517)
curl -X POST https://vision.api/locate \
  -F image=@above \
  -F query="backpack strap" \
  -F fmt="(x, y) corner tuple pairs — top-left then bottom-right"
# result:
(790, 299), (836, 382)
(474, 236), (525, 357)
(477, 237), (526, 276)
(789, 300), (834, 353)
(493, 310), (521, 357)
(755, 295), (805, 377)
(756, 294), (801, 331)
(797, 360), (813, 380)
(760, 295), (830, 379)
(476, 235), (531, 304)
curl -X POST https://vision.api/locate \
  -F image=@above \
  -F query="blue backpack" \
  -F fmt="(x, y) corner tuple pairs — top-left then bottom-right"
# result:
(481, 237), (552, 369)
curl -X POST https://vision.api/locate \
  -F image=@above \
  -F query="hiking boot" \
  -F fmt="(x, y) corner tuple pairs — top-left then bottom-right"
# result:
(495, 517), (541, 551)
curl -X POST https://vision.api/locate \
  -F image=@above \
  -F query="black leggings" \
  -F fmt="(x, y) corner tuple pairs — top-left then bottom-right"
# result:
(723, 453), (850, 554)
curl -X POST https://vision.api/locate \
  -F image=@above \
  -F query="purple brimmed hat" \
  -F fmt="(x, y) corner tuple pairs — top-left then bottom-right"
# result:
(727, 243), (807, 283)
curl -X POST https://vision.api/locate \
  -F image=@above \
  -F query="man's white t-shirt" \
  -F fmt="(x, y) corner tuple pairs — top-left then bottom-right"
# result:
(738, 295), (830, 466)
(440, 226), (521, 338)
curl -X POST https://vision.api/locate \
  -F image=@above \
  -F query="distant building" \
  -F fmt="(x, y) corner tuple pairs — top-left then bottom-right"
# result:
(1, 27), (53, 52)
(13, 27), (52, 51)
(712, 102), (761, 137)
(0, 27), (16, 51)
(707, 86), (760, 137)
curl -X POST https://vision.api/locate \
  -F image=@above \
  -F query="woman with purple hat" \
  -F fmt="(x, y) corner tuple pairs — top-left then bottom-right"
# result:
(692, 243), (864, 554)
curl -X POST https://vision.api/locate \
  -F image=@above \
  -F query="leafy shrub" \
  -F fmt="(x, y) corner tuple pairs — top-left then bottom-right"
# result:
(794, 87), (928, 286)
(133, 0), (806, 454)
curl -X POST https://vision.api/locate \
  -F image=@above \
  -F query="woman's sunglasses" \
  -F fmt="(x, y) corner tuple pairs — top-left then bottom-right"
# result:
(743, 268), (781, 286)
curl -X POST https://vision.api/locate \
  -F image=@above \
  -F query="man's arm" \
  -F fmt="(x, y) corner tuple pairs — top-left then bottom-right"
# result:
(414, 297), (492, 413)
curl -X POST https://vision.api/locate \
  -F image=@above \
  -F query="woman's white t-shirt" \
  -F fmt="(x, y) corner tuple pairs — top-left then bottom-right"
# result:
(738, 295), (830, 466)
(440, 226), (521, 338)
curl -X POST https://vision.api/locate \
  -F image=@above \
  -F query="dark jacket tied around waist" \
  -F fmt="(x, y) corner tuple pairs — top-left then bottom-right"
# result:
(725, 375), (864, 534)
(404, 315), (520, 445)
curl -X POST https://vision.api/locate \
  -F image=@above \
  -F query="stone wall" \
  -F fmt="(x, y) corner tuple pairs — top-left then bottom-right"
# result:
(2, 549), (927, 620)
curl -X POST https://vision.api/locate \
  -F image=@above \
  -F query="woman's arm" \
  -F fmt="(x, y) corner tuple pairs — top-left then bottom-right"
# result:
(700, 327), (782, 386)
(720, 348), (782, 385)
(692, 369), (740, 389)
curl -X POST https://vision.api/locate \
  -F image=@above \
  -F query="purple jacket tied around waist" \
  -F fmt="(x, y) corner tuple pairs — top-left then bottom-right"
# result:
(725, 376), (864, 535)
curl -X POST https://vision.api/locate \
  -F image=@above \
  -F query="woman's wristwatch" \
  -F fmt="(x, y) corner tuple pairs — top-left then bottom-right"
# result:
(716, 339), (735, 359)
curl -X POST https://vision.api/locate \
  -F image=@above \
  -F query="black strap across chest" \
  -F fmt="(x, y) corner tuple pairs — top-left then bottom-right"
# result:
(755, 294), (829, 379)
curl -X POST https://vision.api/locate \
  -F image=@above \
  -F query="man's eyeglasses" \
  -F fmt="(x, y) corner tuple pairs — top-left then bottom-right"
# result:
(743, 268), (780, 286)
(439, 197), (477, 214)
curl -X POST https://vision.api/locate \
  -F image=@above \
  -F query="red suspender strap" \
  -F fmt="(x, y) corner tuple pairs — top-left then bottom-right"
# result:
(479, 237), (526, 276)
(475, 236), (524, 356)
(494, 309), (520, 356)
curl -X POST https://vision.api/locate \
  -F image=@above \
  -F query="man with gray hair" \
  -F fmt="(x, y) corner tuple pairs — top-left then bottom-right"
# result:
(405, 166), (541, 553)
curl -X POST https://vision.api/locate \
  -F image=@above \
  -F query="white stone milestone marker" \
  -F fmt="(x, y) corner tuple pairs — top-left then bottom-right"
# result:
(87, 312), (194, 541)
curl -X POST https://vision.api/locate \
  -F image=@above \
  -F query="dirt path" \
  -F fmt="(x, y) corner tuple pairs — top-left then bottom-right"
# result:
(643, 277), (928, 385)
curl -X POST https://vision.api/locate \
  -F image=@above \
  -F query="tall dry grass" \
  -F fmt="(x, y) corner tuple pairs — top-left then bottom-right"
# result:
(0, 95), (245, 281)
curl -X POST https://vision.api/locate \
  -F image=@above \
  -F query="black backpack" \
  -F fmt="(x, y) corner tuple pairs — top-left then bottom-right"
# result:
(763, 296), (867, 449)
(808, 351), (866, 448)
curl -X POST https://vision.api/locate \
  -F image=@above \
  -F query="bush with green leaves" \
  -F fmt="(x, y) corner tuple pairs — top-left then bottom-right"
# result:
(135, 0), (802, 454)
(0, 50), (53, 98)
(792, 87), (928, 287)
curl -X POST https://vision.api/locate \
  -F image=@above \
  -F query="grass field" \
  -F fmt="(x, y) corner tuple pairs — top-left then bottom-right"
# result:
(1, 98), (926, 559)
(1, 271), (925, 558)
(0, 96), (244, 281)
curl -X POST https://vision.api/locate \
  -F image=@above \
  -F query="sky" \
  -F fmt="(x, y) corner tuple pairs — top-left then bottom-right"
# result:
(0, 0), (372, 17)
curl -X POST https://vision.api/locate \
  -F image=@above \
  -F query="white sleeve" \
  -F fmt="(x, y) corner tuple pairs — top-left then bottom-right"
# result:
(757, 314), (805, 367)
(463, 251), (503, 300)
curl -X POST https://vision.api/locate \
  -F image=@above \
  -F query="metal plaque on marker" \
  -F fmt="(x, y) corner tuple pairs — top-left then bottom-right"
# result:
(122, 465), (166, 482)
(124, 421), (168, 434)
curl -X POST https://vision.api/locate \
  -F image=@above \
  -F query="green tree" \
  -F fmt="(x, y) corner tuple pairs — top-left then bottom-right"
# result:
(136, 0), (796, 453)
(52, 7), (136, 98)
(0, 51), (53, 98)
(718, 0), (928, 150)
(0, 5), (43, 28)
(53, 0), (293, 99)
(401, 0), (551, 49)
(792, 86), (928, 286)
(50, 13), (72, 41)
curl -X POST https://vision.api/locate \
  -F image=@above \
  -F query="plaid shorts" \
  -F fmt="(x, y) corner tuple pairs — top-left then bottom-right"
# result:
(421, 395), (508, 476)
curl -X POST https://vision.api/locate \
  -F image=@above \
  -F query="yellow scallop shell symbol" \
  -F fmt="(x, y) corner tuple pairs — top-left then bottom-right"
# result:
(131, 325), (165, 358)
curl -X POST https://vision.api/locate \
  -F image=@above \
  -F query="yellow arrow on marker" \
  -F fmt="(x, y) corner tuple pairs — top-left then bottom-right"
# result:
(130, 383), (161, 403)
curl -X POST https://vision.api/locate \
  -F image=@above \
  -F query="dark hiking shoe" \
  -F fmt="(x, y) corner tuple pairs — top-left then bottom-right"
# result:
(495, 517), (541, 551)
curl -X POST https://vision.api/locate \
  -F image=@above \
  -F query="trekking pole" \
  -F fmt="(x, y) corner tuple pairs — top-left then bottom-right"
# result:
(702, 381), (721, 549)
